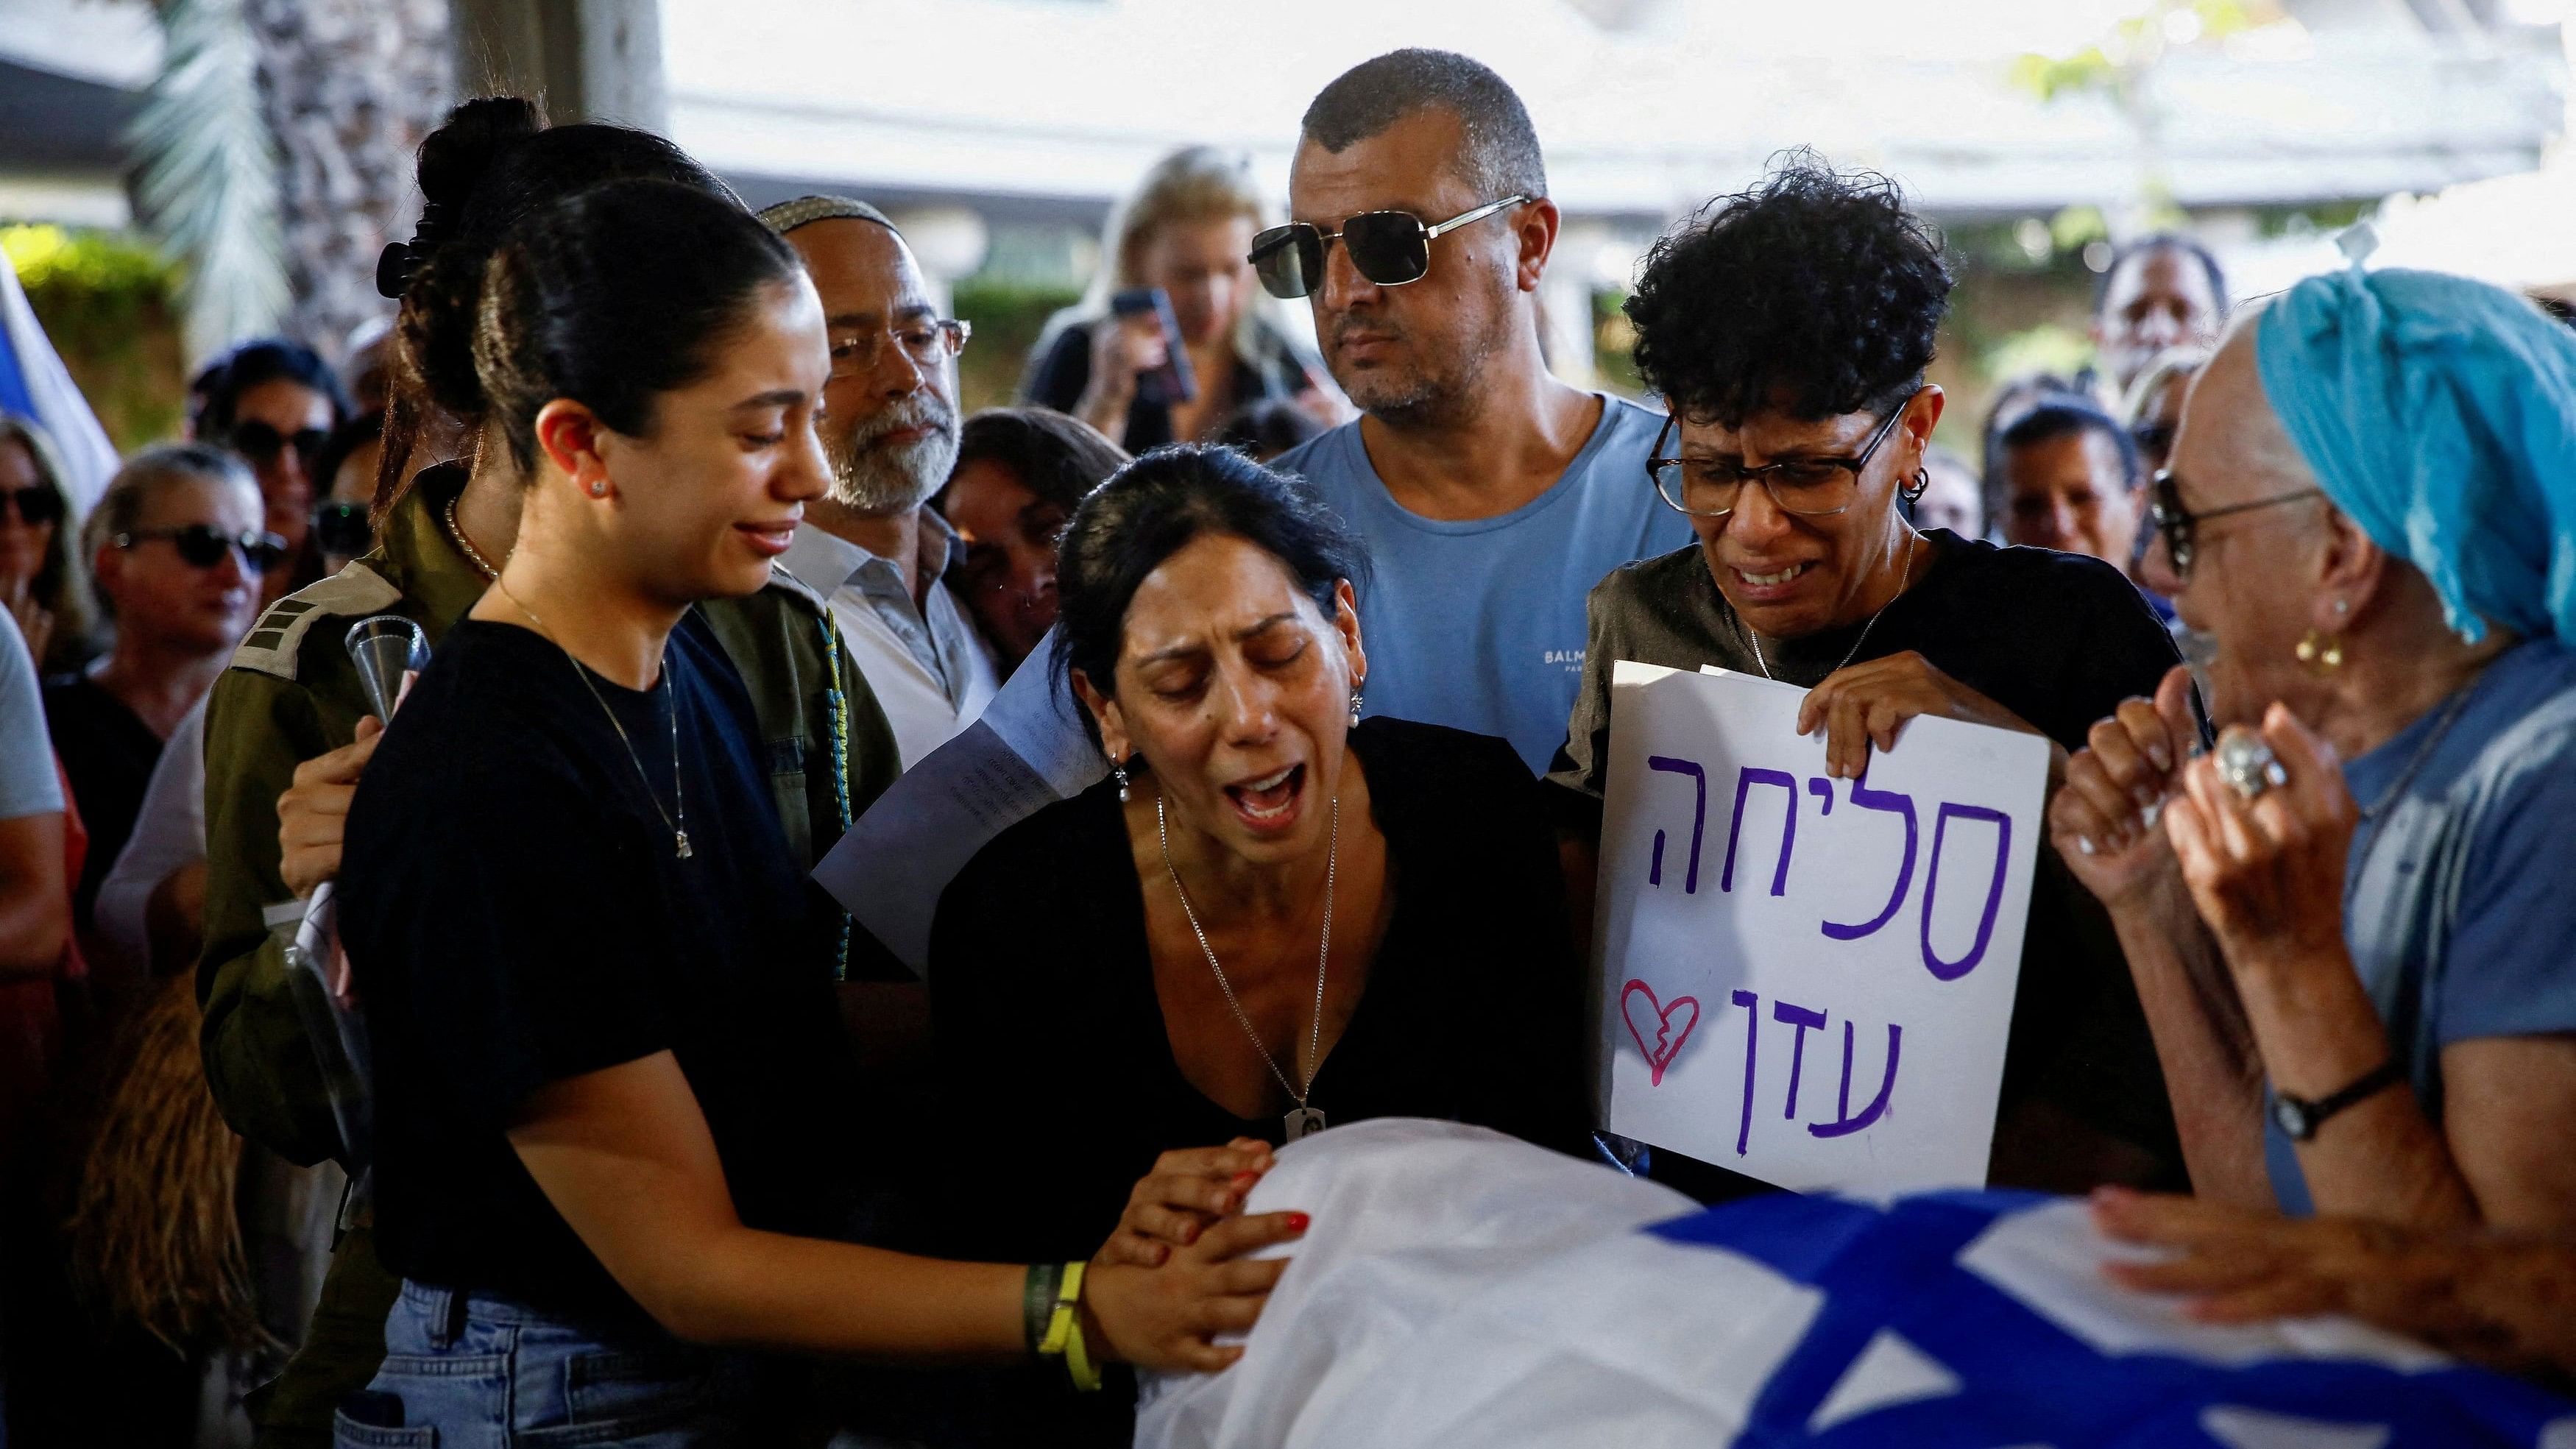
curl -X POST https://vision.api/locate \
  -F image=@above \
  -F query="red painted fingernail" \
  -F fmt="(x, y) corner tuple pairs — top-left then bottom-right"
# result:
(1231, 1172), (1258, 1188)
(1287, 1213), (1310, 1231)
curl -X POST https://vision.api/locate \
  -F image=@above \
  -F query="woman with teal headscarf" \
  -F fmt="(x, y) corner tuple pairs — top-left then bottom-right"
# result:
(2048, 258), (2576, 1236)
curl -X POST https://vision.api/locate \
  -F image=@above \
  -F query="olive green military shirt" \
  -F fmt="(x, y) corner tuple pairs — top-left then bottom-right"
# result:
(196, 464), (905, 1166)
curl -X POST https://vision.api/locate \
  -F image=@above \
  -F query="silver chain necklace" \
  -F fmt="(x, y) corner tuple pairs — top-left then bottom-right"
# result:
(1739, 531), (1918, 681)
(495, 577), (693, 860)
(1156, 786), (1337, 1141)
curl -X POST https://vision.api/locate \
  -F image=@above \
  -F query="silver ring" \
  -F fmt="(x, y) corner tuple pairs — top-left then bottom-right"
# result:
(2215, 729), (2288, 800)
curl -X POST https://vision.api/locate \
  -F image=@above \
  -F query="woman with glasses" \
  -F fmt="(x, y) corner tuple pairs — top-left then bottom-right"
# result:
(1546, 160), (2187, 1200)
(0, 414), (96, 675)
(2054, 267), (2576, 1236)
(191, 338), (351, 603)
(1024, 147), (1340, 453)
(44, 444), (275, 935)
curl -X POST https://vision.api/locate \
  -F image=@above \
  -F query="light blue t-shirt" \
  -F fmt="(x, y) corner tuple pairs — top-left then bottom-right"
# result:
(2267, 637), (2576, 1213)
(1270, 394), (1692, 773)
(0, 610), (62, 820)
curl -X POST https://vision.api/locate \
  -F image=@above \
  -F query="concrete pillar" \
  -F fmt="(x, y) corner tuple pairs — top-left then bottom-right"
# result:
(448, 0), (665, 130)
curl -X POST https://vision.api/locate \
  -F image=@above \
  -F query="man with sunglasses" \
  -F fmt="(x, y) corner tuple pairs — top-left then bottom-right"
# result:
(763, 196), (1000, 770)
(192, 339), (351, 605)
(44, 445), (276, 935)
(1548, 160), (2188, 1203)
(1256, 49), (1690, 774)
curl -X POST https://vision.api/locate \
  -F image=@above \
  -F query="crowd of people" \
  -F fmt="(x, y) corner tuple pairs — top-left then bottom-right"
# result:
(0, 40), (2569, 1449)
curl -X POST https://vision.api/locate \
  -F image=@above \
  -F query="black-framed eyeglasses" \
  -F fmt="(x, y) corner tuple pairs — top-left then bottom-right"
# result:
(311, 499), (372, 559)
(230, 421), (329, 468)
(829, 318), (971, 379)
(1, 485), (64, 528)
(113, 523), (290, 574)
(1249, 195), (1532, 300)
(1646, 392), (1918, 520)
(2148, 470), (2323, 579)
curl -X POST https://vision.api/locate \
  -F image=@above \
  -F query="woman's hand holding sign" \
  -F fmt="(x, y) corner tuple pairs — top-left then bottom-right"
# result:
(1797, 650), (2053, 783)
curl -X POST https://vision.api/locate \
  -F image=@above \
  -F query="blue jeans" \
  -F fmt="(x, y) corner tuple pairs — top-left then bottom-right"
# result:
(332, 1280), (754, 1448)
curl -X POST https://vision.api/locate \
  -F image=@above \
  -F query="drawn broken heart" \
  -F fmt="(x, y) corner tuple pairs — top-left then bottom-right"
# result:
(1621, 978), (1701, 1086)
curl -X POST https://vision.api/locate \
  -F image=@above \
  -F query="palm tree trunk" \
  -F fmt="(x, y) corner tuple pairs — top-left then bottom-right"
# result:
(241, 0), (453, 367)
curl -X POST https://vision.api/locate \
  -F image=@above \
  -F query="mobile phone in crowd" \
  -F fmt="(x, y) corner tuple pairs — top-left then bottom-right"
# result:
(1109, 286), (1197, 406)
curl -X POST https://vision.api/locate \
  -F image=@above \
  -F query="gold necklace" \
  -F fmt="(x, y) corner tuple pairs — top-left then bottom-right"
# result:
(492, 575), (693, 860)
(443, 495), (500, 581)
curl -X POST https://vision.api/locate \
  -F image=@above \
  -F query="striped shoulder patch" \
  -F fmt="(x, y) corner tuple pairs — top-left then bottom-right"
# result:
(227, 562), (404, 681)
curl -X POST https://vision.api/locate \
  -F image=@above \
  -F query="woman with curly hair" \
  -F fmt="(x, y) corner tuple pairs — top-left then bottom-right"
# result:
(1547, 157), (2187, 1200)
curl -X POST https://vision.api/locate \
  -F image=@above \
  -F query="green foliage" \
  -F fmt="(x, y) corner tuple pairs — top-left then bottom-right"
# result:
(3, 226), (188, 449)
(951, 277), (1083, 413)
(2010, 1), (2272, 102)
(1593, 287), (1643, 398)
(1980, 323), (2097, 386)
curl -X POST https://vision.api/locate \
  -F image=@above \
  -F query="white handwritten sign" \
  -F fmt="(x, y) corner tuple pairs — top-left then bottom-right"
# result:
(1592, 662), (2048, 1194)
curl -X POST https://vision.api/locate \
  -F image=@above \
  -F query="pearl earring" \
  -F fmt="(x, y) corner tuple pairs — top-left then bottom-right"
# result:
(589, 480), (608, 497)
(2332, 598), (2349, 616)
(1113, 760), (1130, 803)
(1349, 688), (1364, 728)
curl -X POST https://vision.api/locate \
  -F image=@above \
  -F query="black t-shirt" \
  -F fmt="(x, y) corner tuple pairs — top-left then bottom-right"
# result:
(43, 674), (164, 932)
(928, 717), (1594, 1266)
(339, 616), (860, 1321)
(1550, 534), (2190, 1195)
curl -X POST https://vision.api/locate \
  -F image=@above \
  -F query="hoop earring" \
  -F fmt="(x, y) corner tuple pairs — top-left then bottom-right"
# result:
(1901, 467), (1930, 505)
(1113, 759), (1130, 803)
(2295, 630), (2345, 674)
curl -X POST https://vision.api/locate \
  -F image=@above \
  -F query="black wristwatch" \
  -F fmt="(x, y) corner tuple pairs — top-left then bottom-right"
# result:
(2271, 1060), (2406, 1142)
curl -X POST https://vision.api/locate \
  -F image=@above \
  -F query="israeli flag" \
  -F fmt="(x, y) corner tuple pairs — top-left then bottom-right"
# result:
(1, 248), (121, 517)
(1140, 1119), (2575, 1449)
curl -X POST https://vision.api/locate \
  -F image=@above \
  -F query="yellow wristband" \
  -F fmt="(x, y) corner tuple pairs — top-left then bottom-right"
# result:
(1036, 1261), (1101, 1392)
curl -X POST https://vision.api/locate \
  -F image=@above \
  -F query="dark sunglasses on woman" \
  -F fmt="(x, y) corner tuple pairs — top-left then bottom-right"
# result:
(1249, 194), (1531, 300)
(1, 486), (65, 528)
(231, 420), (330, 468)
(312, 500), (372, 559)
(113, 523), (291, 575)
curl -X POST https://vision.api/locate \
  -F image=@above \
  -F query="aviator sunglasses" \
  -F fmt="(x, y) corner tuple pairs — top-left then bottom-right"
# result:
(113, 523), (291, 575)
(1249, 195), (1531, 300)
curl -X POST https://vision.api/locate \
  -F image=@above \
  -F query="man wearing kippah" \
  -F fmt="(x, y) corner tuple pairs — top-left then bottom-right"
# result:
(760, 196), (1000, 770)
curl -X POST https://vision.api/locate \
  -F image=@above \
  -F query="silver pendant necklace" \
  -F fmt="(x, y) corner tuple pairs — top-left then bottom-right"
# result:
(495, 578), (693, 860)
(1739, 530), (1917, 682)
(1156, 785), (1337, 1141)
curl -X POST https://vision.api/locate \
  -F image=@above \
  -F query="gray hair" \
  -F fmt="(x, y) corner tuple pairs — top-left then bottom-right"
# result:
(83, 444), (258, 615)
(1301, 49), (1547, 201)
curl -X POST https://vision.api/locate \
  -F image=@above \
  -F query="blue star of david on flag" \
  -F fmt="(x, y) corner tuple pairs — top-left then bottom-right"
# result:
(1650, 1191), (2573, 1448)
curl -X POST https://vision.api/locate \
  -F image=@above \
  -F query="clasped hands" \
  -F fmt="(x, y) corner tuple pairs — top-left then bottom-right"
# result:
(2049, 662), (2358, 977)
(1083, 1138), (1308, 1373)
